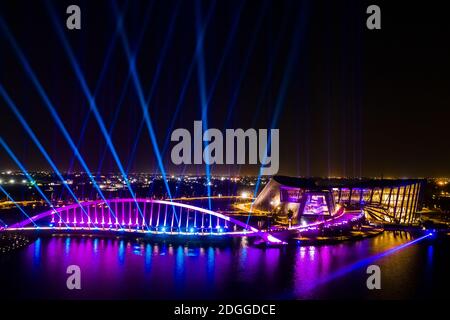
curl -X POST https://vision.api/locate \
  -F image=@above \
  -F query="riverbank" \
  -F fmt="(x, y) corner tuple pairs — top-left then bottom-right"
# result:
(291, 226), (384, 245)
(0, 233), (32, 253)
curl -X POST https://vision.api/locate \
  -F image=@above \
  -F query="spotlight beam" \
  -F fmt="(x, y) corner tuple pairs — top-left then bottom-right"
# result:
(223, 0), (269, 128)
(0, 86), (90, 224)
(0, 137), (69, 228)
(249, 3), (309, 227)
(308, 234), (432, 291)
(233, 2), (291, 186)
(111, 1), (181, 205)
(79, 0), (152, 177)
(32, 76), (122, 227)
(124, 0), (181, 175)
(125, 119), (145, 174)
(0, 19), (122, 227)
(250, 9), (290, 127)
(97, 0), (155, 176)
(143, 1), (180, 108)
(194, 0), (215, 209)
(184, 0), (264, 190)
(204, 1), (245, 109)
(45, 1), (149, 230)
(0, 185), (38, 228)
(95, 78), (131, 176)
(66, 1), (131, 175)
(160, 1), (217, 158)
(111, 0), (186, 223)
(0, 17), (91, 225)
(121, 0), (180, 175)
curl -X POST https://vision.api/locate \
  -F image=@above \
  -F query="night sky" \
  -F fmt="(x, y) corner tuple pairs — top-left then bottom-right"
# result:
(0, 0), (449, 178)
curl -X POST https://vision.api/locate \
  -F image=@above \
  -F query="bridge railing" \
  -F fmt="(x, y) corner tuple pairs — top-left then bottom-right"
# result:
(8, 198), (259, 235)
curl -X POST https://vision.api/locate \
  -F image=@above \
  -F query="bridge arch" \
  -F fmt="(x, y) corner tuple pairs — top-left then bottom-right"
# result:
(8, 198), (259, 236)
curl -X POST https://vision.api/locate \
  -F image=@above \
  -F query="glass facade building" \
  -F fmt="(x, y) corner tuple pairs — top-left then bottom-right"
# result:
(253, 176), (424, 225)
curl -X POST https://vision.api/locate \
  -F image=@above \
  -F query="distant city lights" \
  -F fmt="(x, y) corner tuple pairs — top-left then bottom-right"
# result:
(241, 191), (249, 199)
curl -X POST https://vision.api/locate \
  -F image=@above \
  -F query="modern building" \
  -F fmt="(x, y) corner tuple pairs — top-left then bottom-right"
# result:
(253, 176), (425, 225)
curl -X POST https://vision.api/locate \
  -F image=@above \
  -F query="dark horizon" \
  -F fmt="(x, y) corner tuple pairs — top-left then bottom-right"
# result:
(0, 169), (446, 180)
(1, 0), (449, 178)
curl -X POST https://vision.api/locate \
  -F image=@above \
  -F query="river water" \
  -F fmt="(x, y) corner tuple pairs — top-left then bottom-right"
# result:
(0, 231), (447, 299)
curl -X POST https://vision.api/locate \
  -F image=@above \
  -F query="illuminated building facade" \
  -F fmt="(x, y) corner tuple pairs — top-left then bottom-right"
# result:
(254, 176), (425, 225)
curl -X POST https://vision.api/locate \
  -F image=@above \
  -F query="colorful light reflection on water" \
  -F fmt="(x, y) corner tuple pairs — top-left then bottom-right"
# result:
(0, 231), (448, 299)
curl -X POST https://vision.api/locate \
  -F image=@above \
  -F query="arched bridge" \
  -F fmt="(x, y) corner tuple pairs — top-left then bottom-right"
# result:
(6, 198), (263, 237)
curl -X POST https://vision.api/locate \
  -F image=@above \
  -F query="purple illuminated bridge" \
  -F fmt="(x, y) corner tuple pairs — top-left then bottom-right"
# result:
(5, 198), (272, 238)
(4, 198), (362, 244)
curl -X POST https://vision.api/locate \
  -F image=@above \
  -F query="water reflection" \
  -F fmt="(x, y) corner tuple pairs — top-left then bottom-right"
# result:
(33, 238), (41, 266)
(0, 232), (448, 299)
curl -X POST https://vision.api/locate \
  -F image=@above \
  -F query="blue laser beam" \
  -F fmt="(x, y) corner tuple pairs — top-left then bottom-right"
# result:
(0, 19), (122, 227)
(45, 1), (148, 229)
(160, 1), (217, 160)
(96, 1), (153, 176)
(210, 0), (267, 185)
(0, 137), (69, 228)
(111, 1), (178, 208)
(204, 1), (246, 109)
(112, 1), (184, 223)
(158, 0), (216, 189)
(111, 0), (171, 186)
(97, 0), (157, 198)
(143, 1), (180, 107)
(0, 32), (121, 228)
(0, 86), (90, 222)
(0, 20), (84, 223)
(122, 0), (180, 179)
(66, 1), (131, 175)
(309, 233), (432, 291)
(125, 0), (181, 177)
(0, 185), (38, 228)
(250, 9), (289, 124)
(125, 119), (145, 174)
(200, 1), (247, 182)
(89, 0), (154, 177)
(232, 2), (292, 187)
(223, 0), (269, 128)
(248, 3), (310, 227)
(194, 0), (214, 210)
(36, 86), (122, 226)
(96, 77), (131, 175)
